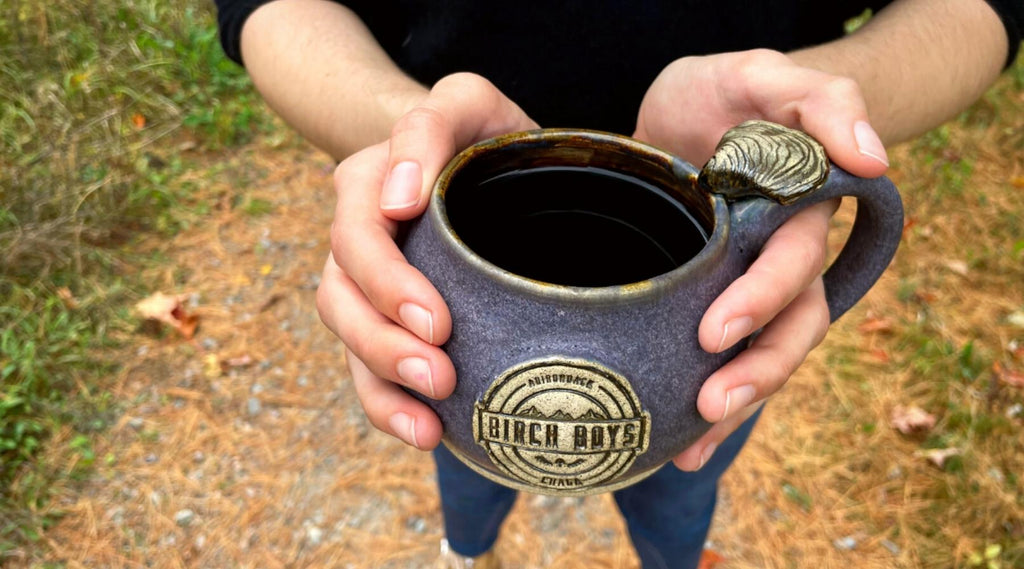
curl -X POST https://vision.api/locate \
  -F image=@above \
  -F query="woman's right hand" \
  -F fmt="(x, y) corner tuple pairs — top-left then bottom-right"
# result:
(317, 73), (538, 450)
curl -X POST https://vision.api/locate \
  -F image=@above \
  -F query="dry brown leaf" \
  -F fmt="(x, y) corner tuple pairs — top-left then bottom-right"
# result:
(135, 292), (199, 339)
(164, 387), (203, 401)
(221, 354), (254, 370)
(944, 260), (969, 276)
(859, 316), (894, 334)
(56, 287), (78, 309)
(994, 362), (1024, 388)
(258, 294), (285, 313)
(915, 447), (962, 469)
(890, 405), (937, 434)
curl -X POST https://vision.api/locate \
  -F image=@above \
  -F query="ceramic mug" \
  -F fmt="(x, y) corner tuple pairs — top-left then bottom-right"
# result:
(399, 121), (903, 496)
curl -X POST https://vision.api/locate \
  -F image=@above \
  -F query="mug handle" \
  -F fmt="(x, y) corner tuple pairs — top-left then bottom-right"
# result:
(702, 121), (904, 322)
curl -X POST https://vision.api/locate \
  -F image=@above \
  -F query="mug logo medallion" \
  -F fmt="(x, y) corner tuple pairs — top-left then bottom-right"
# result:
(473, 359), (651, 493)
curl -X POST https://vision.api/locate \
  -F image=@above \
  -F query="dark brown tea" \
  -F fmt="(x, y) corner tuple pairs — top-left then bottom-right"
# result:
(443, 166), (709, 287)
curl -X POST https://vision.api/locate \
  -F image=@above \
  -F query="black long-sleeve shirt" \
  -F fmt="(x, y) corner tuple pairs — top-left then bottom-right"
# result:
(214, 0), (1022, 135)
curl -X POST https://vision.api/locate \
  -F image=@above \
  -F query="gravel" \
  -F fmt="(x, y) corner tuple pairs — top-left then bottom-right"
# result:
(175, 509), (196, 527)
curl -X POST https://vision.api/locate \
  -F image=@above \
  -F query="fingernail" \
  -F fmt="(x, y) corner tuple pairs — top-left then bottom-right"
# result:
(389, 412), (419, 448)
(397, 357), (435, 398)
(399, 302), (434, 344)
(697, 441), (718, 470)
(721, 384), (757, 422)
(716, 316), (753, 352)
(854, 121), (889, 167)
(380, 161), (422, 210)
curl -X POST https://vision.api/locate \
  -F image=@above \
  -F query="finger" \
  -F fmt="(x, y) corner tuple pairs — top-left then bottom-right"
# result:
(673, 401), (763, 471)
(732, 50), (889, 177)
(380, 72), (539, 218)
(317, 254), (456, 399)
(347, 348), (444, 450)
(695, 276), (829, 425)
(699, 199), (835, 353)
(331, 144), (453, 345)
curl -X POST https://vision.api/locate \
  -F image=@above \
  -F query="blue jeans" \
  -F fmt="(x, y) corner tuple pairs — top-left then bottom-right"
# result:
(434, 408), (762, 569)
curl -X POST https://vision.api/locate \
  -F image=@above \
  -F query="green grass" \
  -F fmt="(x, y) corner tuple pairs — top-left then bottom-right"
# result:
(0, 0), (273, 556)
(889, 55), (1024, 563)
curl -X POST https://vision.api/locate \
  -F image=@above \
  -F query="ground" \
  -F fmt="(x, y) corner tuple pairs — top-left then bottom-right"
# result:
(17, 117), (1024, 568)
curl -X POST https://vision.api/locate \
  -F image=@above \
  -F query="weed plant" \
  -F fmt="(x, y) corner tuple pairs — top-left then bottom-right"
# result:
(0, 0), (270, 554)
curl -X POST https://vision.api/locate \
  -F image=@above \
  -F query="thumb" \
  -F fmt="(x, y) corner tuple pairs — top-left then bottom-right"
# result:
(763, 68), (890, 178)
(793, 81), (890, 178)
(378, 73), (538, 220)
(716, 50), (890, 178)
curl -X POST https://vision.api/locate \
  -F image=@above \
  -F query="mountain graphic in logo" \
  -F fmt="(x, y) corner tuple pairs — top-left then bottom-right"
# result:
(517, 406), (608, 421)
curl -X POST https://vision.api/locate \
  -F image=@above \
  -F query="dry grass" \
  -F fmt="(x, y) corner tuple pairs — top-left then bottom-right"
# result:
(6, 50), (1023, 569)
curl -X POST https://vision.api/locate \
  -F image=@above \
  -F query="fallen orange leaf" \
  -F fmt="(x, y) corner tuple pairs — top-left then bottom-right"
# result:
(869, 348), (891, 363)
(131, 113), (146, 129)
(901, 216), (917, 238)
(135, 292), (199, 339)
(914, 289), (939, 304)
(1010, 176), (1024, 189)
(697, 548), (725, 569)
(1010, 341), (1024, 360)
(858, 316), (894, 334)
(994, 362), (1024, 388)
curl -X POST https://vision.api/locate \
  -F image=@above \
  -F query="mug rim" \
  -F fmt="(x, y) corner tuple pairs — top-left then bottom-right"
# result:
(428, 128), (730, 304)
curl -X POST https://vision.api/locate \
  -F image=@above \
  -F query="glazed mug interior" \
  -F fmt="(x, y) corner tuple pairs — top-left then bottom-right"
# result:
(435, 133), (716, 288)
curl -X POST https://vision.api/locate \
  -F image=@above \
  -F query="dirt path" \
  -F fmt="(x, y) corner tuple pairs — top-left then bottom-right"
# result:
(31, 131), (1023, 568)
(33, 144), (655, 568)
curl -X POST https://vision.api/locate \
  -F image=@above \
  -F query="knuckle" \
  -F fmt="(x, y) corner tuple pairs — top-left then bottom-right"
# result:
(355, 397), (388, 433)
(332, 156), (354, 188)
(771, 226), (827, 274)
(743, 268), (787, 309)
(818, 76), (863, 102)
(345, 325), (381, 365)
(361, 271), (397, 311)
(315, 279), (332, 324)
(794, 233), (827, 273)
(745, 48), (787, 63)
(812, 298), (831, 345)
(723, 49), (791, 97)
(329, 222), (355, 264)
(436, 72), (493, 97)
(733, 48), (786, 75)
(333, 145), (377, 186)
(765, 354), (797, 386)
(392, 105), (450, 140)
